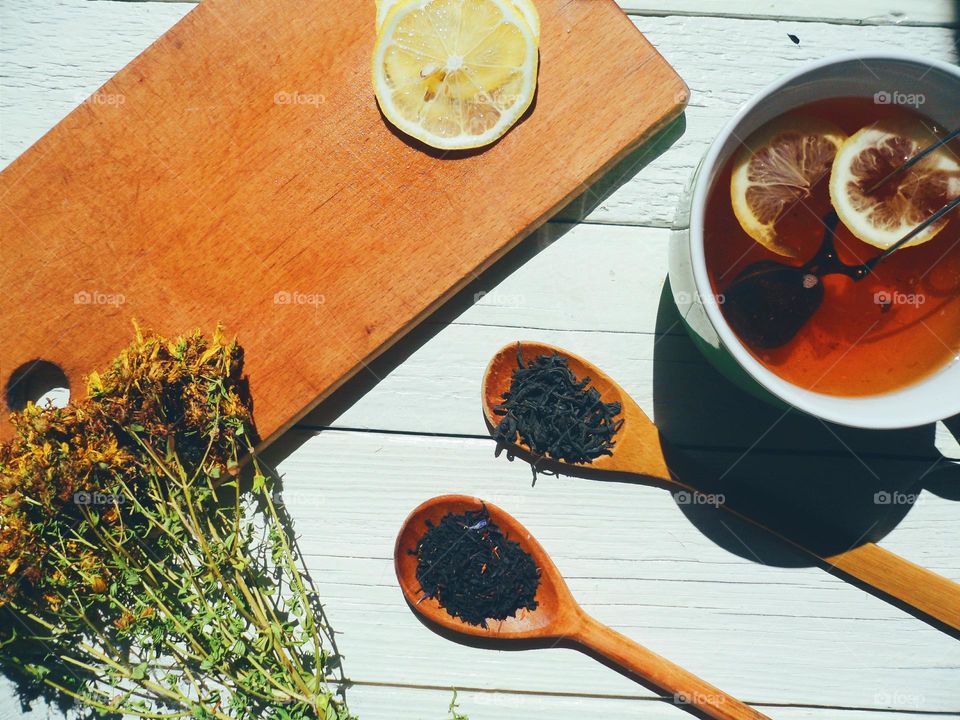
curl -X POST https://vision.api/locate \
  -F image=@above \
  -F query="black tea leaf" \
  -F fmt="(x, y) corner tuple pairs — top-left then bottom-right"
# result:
(493, 346), (623, 464)
(410, 506), (540, 628)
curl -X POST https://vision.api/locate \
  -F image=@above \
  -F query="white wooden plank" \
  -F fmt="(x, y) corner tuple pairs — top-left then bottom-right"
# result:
(293, 221), (960, 460)
(619, 0), (959, 27)
(258, 429), (960, 712)
(91, 0), (960, 27)
(2, 4), (958, 227)
(316, 302), (960, 460)
(347, 684), (946, 720)
(0, 677), (945, 720)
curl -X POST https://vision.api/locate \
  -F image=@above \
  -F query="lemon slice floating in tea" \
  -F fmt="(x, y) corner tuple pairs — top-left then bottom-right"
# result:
(829, 120), (960, 250)
(730, 116), (847, 257)
(375, 0), (541, 39)
(372, 0), (539, 150)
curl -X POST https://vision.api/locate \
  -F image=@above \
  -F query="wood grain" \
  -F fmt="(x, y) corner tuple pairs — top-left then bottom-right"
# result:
(571, 614), (770, 719)
(824, 542), (960, 630)
(0, 0), (687, 446)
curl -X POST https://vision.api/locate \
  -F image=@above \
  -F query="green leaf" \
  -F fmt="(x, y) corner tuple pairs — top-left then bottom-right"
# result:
(252, 473), (267, 494)
(131, 662), (148, 680)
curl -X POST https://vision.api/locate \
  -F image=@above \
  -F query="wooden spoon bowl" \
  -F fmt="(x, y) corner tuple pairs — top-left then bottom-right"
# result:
(395, 494), (771, 720)
(483, 341), (669, 477)
(394, 494), (573, 640)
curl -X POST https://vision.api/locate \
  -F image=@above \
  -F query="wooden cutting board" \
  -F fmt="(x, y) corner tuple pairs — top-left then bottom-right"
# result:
(0, 0), (687, 447)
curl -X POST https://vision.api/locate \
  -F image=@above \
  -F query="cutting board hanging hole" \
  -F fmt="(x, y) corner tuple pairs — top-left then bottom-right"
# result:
(5, 360), (71, 411)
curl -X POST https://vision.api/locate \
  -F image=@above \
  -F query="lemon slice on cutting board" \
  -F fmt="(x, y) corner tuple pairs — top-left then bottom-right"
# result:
(372, 0), (539, 150)
(375, 0), (541, 39)
(830, 120), (960, 250)
(730, 115), (847, 257)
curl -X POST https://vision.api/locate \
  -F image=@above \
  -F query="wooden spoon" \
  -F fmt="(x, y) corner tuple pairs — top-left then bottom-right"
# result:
(396, 494), (771, 720)
(482, 341), (960, 634)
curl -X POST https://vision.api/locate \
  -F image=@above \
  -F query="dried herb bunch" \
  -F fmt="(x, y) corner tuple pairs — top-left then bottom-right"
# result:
(0, 324), (353, 720)
(493, 346), (623, 464)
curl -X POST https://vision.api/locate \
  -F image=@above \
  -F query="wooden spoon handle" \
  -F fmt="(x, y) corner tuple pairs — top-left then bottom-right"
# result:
(571, 613), (771, 720)
(823, 541), (960, 631)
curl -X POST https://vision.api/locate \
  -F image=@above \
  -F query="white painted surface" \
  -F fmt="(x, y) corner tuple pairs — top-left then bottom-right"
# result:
(620, 0), (959, 26)
(1, 1), (959, 719)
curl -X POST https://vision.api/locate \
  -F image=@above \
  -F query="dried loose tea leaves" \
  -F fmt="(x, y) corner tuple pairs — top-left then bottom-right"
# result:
(493, 345), (623, 464)
(410, 506), (540, 627)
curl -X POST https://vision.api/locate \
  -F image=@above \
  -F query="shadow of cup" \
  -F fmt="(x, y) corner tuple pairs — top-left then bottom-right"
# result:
(652, 279), (960, 567)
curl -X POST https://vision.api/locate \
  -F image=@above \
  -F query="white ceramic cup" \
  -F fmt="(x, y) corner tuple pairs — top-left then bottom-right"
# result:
(669, 52), (960, 429)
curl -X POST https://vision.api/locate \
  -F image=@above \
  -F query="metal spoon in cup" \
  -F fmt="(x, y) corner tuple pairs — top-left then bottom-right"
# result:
(722, 127), (960, 349)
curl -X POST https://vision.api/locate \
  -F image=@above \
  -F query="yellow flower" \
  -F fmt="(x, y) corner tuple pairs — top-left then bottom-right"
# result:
(43, 593), (62, 611)
(89, 576), (107, 593)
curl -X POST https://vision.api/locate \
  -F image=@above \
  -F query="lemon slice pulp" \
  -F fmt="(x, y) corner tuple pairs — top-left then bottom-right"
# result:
(829, 120), (960, 250)
(730, 115), (847, 257)
(372, 0), (539, 150)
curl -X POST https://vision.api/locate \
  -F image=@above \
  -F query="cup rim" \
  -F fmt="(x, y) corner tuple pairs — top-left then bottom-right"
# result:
(688, 51), (960, 429)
